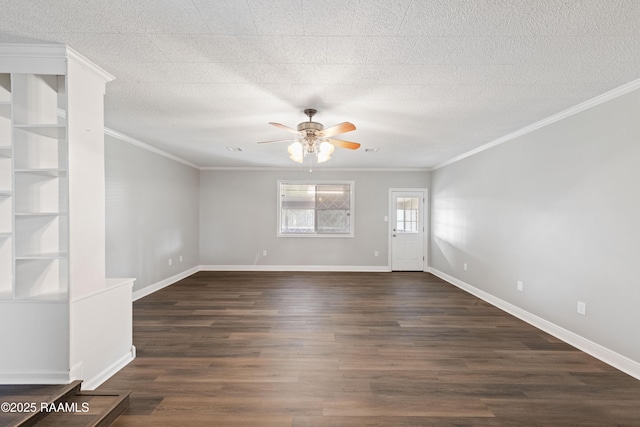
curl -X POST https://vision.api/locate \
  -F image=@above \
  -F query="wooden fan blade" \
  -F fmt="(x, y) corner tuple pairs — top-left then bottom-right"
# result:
(327, 138), (360, 150)
(269, 122), (300, 134)
(322, 122), (356, 137)
(257, 138), (295, 144)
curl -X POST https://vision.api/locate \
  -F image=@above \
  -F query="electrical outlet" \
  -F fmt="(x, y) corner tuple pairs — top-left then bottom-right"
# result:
(263, 250), (267, 256)
(517, 281), (524, 291)
(374, 250), (379, 257)
(179, 255), (183, 262)
(577, 301), (587, 316)
(168, 258), (172, 266)
(463, 263), (468, 271)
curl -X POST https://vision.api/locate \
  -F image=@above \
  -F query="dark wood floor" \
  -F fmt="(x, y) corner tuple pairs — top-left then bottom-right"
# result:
(101, 271), (640, 426)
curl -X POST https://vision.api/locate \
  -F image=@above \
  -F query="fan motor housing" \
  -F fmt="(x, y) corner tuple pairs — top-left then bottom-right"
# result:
(297, 121), (324, 133)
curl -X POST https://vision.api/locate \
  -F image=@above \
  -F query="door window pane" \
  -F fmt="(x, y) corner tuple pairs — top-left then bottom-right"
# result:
(396, 197), (419, 233)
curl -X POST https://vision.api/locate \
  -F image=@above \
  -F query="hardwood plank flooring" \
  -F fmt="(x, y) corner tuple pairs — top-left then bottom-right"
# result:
(101, 271), (640, 426)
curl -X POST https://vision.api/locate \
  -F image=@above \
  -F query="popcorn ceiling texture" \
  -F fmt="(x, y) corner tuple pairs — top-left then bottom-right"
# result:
(1, 0), (639, 168)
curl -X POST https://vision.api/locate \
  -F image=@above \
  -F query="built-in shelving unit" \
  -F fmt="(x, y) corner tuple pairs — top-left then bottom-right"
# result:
(0, 73), (12, 298)
(1, 45), (133, 388)
(0, 72), (69, 301)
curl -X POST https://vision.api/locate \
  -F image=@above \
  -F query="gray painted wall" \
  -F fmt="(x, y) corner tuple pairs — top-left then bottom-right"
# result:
(430, 88), (640, 363)
(200, 169), (430, 267)
(105, 134), (200, 292)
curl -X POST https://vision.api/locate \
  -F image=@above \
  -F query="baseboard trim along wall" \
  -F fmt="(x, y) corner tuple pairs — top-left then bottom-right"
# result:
(133, 265), (390, 302)
(133, 264), (392, 302)
(132, 266), (200, 301)
(82, 346), (137, 391)
(429, 267), (640, 381)
(200, 265), (391, 272)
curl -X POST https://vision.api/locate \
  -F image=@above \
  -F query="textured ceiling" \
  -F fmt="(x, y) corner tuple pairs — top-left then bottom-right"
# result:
(1, 0), (639, 169)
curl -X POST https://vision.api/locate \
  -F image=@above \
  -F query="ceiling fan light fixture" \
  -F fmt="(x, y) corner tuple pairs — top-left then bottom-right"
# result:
(317, 141), (335, 163)
(288, 141), (304, 163)
(260, 109), (359, 165)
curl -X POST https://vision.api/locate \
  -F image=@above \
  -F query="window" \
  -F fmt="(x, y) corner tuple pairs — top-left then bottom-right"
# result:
(278, 181), (354, 237)
(395, 196), (420, 233)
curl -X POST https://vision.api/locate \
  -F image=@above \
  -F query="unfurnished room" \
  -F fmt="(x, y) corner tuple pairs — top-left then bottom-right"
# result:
(1, 1), (640, 426)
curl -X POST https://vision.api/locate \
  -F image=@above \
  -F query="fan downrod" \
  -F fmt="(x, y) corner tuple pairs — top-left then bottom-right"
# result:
(304, 108), (317, 121)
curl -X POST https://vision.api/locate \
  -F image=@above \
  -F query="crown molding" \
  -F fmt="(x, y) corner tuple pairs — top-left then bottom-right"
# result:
(0, 43), (67, 74)
(104, 128), (200, 169)
(105, 130), (426, 172)
(0, 43), (114, 83)
(66, 45), (115, 83)
(201, 166), (431, 172)
(0, 42), (66, 58)
(431, 77), (640, 171)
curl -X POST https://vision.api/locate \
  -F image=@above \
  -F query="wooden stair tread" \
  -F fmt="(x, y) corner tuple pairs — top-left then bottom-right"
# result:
(35, 391), (130, 427)
(0, 381), (82, 427)
(0, 381), (129, 427)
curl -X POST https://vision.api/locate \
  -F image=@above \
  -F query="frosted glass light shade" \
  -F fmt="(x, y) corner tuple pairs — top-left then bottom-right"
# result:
(288, 141), (303, 163)
(317, 141), (335, 163)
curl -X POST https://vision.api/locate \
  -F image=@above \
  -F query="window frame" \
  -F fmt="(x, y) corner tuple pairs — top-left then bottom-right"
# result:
(277, 180), (355, 238)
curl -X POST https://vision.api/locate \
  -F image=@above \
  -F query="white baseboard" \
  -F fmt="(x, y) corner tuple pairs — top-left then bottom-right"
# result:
(133, 265), (390, 302)
(200, 264), (391, 272)
(0, 370), (71, 384)
(69, 361), (82, 381)
(429, 268), (640, 381)
(81, 346), (136, 391)
(133, 266), (199, 301)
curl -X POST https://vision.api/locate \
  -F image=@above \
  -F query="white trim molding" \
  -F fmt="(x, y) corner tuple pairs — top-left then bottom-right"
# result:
(431, 77), (640, 170)
(81, 346), (136, 391)
(201, 166), (431, 172)
(132, 265), (390, 302)
(429, 268), (640, 381)
(0, 43), (67, 74)
(200, 265), (391, 273)
(66, 45), (115, 83)
(133, 266), (200, 301)
(0, 43), (114, 82)
(104, 128), (200, 170)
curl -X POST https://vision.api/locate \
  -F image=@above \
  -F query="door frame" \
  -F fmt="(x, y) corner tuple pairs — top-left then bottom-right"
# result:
(388, 188), (429, 272)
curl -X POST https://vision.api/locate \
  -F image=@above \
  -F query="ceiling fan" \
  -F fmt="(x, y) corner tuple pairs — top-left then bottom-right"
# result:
(258, 109), (360, 164)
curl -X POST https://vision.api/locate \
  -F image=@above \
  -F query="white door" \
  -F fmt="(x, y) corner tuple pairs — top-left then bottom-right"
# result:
(391, 190), (425, 271)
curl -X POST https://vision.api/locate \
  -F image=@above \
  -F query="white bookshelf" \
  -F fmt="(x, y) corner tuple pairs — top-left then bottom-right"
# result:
(1, 73), (69, 300)
(1, 44), (134, 387)
(0, 73), (11, 297)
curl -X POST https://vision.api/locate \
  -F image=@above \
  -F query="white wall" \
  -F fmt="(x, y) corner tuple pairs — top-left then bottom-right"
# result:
(67, 58), (107, 301)
(430, 87), (640, 365)
(105, 134), (200, 293)
(200, 169), (430, 268)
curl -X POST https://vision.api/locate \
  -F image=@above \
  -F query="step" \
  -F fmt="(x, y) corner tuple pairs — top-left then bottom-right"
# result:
(34, 390), (130, 427)
(0, 381), (130, 427)
(0, 381), (83, 427)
